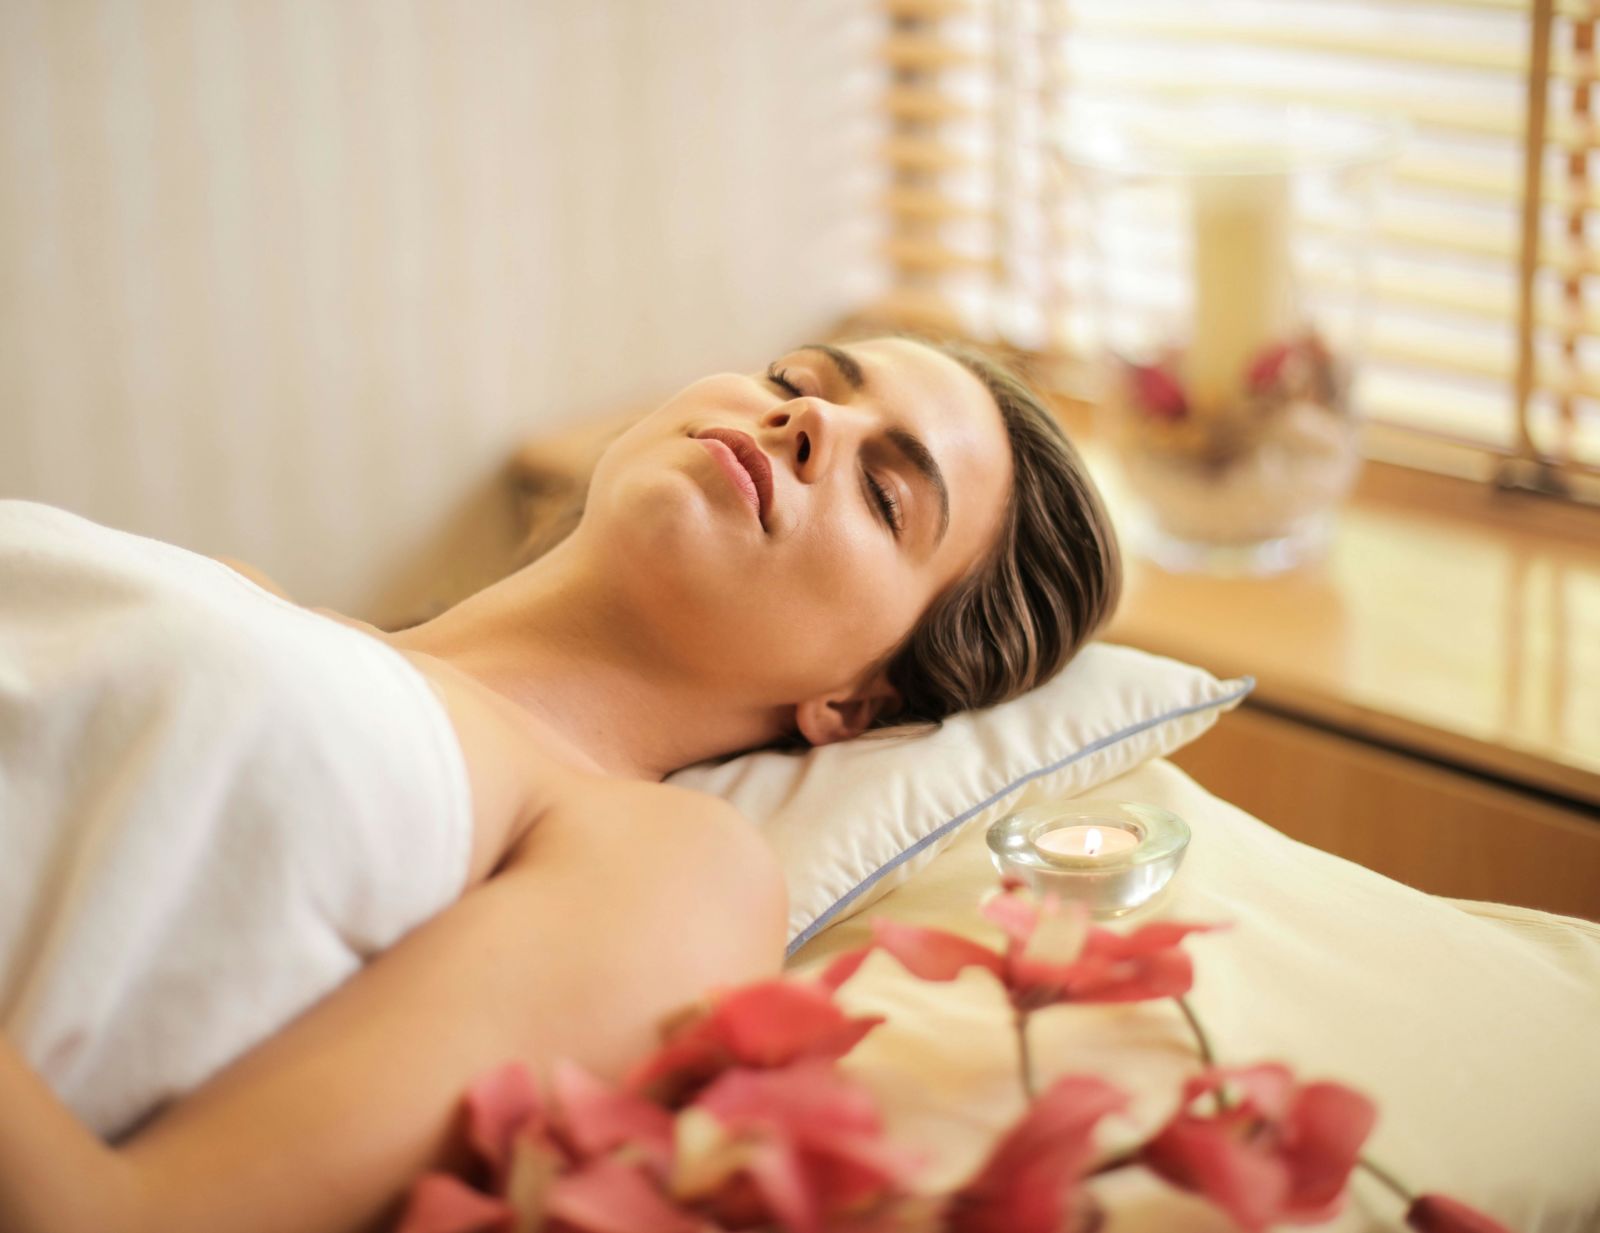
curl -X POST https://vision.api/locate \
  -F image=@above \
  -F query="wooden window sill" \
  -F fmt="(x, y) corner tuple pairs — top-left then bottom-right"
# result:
(1049, 401), (1600, 811)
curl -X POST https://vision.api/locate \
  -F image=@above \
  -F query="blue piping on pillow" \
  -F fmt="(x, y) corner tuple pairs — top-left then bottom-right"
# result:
(784, 676), (1256, 958)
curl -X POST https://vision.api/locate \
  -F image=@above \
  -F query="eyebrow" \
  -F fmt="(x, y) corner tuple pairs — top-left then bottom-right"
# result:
(796, 342), (951, 548)
(796, 341), (866, 392)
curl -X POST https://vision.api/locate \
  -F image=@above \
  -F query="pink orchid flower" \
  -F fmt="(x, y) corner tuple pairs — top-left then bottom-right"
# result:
(1125, 358), (1189, 421)
(399, 1048), (919, 1233)
(1245, 340), (1294, 395)
(940, 1074), (1127, 1233)
(626, 976), (884, 1108)
(1406, 1194), (1517, 1233)
(396, 1059), (691, 1233)
(1138, 1062), (1377, 1233)
(822, 877), (1226, 1014)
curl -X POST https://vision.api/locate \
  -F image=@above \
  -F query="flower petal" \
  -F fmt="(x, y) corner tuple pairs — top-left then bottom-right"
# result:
(741, 1136), (822, 1233)
(1127, 359), (1189, 420)
(464, 1062), (546, 1183)
(1406, 1193), (1518, 1233)
(1140, 1116), (1292, 1233)
(697, 1059), (884, 1140)
(546, 1157), (703, 1233)
(1020, 898), (1090, 967)
(816, 946), (874, 992)
(1206, 1063), (1297, 1124)
(798, 1134), (927, 1211)
(978, 884), (1041, 949)
(945, 1075), (1127, 1233)
(717, 980), (883, 1067)
(624, 1020), (728, 1108)
(394, 1174), (515, 1233)
(551, 1058), (676, 1174)
(871, 919), (1005, 983)
(1113, 919), (1232, 956)
(626, 980), (883, 1107)
(1247, 341), (1293, 393)
(1026, 920), (1226, 1006)
(1279, 1081), (1378, 1213)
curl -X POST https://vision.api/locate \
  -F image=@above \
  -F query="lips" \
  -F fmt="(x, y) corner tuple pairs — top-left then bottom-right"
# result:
(694, 428), (774, 528)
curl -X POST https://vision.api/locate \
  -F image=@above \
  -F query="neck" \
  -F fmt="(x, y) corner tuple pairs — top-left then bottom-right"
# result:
(388, 534), (793, 782)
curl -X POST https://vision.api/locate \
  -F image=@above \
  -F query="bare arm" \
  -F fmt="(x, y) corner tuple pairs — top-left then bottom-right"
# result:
(0, 791), (786, 1233)
(0, 1037), (142, 1233)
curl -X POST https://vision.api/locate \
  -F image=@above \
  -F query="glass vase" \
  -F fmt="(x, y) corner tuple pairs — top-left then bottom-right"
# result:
(1054, 99), (1402, 574)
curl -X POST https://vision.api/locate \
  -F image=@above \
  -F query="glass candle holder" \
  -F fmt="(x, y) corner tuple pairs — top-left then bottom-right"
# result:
(986, 800), (1191, 920)
(1054, 99), (1402, 575)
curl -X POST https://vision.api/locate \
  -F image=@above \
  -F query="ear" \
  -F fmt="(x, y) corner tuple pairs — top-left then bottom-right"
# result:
(792, 674), (903, 748)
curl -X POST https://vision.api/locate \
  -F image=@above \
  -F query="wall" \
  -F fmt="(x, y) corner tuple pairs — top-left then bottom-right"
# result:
(0, 0), (885, 625)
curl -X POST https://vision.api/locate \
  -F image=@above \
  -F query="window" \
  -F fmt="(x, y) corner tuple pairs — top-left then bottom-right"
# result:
(871, 0), (1600, 501)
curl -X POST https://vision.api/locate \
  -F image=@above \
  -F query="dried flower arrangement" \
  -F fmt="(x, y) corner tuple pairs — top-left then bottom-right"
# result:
(1108, 329), (1363, 557)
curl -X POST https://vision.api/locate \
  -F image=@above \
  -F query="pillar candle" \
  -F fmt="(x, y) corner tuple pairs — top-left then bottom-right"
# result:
(1187, 169), (1293, 419)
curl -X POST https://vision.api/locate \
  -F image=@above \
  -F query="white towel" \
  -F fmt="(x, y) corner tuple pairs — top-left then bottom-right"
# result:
(0, 500), (474, 1140)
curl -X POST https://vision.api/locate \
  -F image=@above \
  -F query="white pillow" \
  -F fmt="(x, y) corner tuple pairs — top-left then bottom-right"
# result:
(666, 642), (1251, 953)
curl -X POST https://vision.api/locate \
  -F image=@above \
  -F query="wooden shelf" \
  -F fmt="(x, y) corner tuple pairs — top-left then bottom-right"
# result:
(1054, 404), (1600, 811)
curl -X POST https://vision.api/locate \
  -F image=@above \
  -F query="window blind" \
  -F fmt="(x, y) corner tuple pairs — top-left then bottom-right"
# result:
(868, 0), (1600, 499)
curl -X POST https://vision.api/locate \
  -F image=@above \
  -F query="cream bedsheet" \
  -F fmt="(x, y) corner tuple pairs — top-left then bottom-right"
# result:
(785, 757), (1600, 1233)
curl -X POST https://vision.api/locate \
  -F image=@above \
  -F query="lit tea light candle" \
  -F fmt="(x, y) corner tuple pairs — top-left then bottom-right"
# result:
(987, 801), (1191, 921)
(1035, 824), (1140, 859)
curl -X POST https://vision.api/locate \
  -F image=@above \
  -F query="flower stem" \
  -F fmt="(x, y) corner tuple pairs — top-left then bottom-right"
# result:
(1356, 1154), (1413, 1204)
(1175, 996), (1216, 1070)
(1014, 1008), (1037, 1102)
(1085, 1145), (1143, 1178)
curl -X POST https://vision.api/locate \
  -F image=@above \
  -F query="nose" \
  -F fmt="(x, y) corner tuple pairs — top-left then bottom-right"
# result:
(761, 395), (864, 485)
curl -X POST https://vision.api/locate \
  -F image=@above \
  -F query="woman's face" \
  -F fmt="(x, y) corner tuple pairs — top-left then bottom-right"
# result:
(580, 336), (1014, 743)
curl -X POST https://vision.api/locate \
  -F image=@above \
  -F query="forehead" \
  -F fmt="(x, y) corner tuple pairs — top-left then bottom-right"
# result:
(846, 338), (997, 432)
(829, 338), (1009, 482)
(824, 336), (1011, 556)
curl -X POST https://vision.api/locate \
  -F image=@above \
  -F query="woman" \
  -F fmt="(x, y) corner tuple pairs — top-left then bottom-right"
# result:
(0, 331), (1120, 1233)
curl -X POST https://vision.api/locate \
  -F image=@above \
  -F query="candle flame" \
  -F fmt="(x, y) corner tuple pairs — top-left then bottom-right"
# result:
(1086, 827), (1103, 856)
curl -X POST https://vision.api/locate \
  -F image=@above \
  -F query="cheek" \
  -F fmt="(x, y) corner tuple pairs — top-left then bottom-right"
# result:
(653, 374), (765, 426)
(763, 538), (922, 661)
(783, 516), (894, 599)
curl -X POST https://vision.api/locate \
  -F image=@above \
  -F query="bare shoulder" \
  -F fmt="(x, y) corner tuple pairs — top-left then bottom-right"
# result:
(505, 773), (783, 900)
(577, 775), (750, 821)
(519, 773), (763, 852)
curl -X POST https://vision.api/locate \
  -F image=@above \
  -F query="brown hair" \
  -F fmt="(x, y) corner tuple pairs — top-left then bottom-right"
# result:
(517, 330), (1123, 753)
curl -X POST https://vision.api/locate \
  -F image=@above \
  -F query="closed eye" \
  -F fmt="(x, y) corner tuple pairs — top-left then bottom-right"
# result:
(865, 469), (903, 536)
(767, 363), (803, 398)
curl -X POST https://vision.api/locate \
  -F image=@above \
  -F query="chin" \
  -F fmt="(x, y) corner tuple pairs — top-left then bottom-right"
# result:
(601, 490), (740, 594)
(589, 443), (760, 581)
